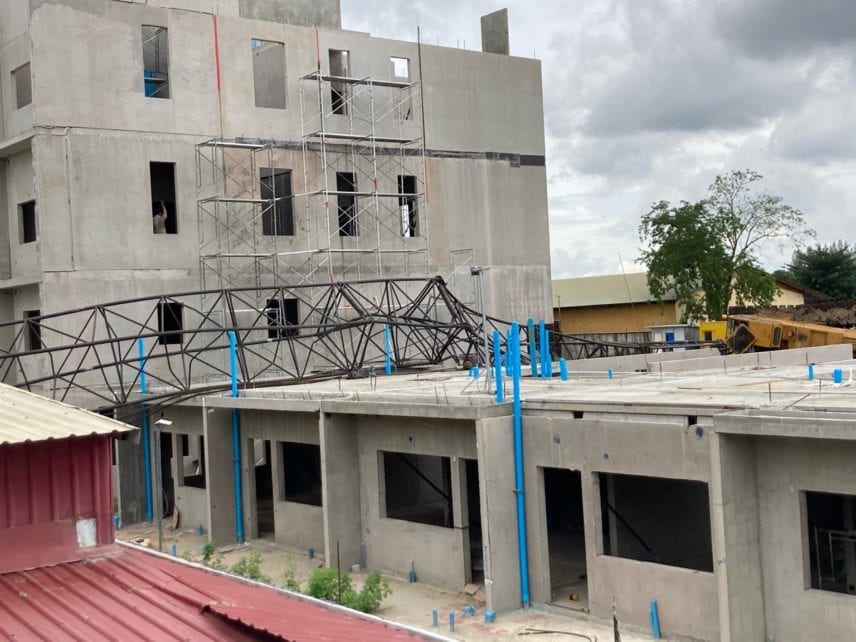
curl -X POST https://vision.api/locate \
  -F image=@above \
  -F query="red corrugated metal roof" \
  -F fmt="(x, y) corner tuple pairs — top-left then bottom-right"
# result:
(0, 545), (438, 641)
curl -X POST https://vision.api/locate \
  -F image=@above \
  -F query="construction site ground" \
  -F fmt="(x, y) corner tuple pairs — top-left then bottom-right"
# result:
(117, 524), (655, 642)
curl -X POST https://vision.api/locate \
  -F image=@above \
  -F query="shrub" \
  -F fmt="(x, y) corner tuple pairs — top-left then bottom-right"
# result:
(230, 552), (272, 584)
(303, 567), (391, 613)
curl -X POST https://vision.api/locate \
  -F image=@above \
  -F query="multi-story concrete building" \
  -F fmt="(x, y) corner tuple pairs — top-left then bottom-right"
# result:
(0, 0), (551, 339)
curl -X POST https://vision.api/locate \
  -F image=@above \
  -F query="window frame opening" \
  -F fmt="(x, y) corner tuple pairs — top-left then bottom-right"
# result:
(12, 62), (32, 109)
(149, 161), (178, 234)
(397, 175), (418, 237)
(176, 434), (206, 489)
(336, 171), (358, 236)
(260, 168), (294, 236)
(18, 200), (37, 244)
(251, 39), (287, 109)
(328, 49), (351, 115)
(142, 25), (170, 99)
(380, 451), (453, 529)
(282, 441), (322, 507)
(804, 490), (856, 595)
(157, 301), (184, 345)
(23, 309), (42, 352)
(597, 472), (713, 572)
(265, 298), (299, 338)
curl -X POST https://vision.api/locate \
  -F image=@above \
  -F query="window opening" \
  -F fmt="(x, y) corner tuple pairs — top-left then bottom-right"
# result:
(382, 451), (453, 528)
(178, 434), (206, 489)
(23, 310), (42, 352)
(251, 39), (286, 109)
(805, 490), (856, 594)
(19, 201), (37, 244)
(391, 56), (411, 119)
(142, 26), (169, 98)
(465, 459), (483, 583)
(336, 172), (358, 236)
(398, 175), (418, 237)
(149, 162), (178, 234)
(265, 298), (299, 338)
(598, 472), (713, 572)
(254, 439), (275, 536)
(157, 301), (183, 345)
(329, 49), (350, 115)
(282, 442), (322, 506)
(12, 63), (31, 108)
(260, 168), (294, 235)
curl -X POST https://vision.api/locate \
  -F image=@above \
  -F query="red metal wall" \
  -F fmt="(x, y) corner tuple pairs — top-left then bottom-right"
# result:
(0, 435), (114, 572)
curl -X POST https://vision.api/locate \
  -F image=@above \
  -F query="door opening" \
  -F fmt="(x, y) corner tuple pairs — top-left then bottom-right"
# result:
(544, 468), (588, 610)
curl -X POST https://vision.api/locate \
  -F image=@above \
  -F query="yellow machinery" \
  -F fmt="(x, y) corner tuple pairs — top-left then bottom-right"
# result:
(726, 314), (856, 356)
(698, 320), (727, 342)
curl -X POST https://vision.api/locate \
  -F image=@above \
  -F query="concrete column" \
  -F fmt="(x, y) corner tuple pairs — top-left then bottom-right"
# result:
(243, 437), (258, 540)
(451, 456), (471, 583)
(320, 412), (362, 569)
(115, 434), (146, 525)
(203, 406), (237, 545)
(476, 415), (520, 612)
(709, 432), (765, 641)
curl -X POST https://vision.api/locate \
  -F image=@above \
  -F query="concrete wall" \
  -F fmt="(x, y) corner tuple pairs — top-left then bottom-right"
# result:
(240, 409), (324, 552)
(0, 10), (32, 140)
(355, 414), (476, 588)
(5, 149), (37, 280)
(239, 0), (341, 29)
(753, 435), (856, 641)
(522, 414), (719, 640)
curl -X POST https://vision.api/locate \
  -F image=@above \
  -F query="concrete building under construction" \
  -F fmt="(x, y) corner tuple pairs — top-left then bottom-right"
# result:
(0, 0), (551, 336)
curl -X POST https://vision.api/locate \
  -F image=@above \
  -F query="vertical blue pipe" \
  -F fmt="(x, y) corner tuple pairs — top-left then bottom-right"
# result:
(545, 330), (552, 378)
(138, 338), (153, 522)
(527, 318), (537, 377)
(384, 324), (392, 375)
(228, 330), (244, 543)
(493, 329), (504, 403)
(559, 358), (568, 381)
(505, 329), (512, 377)
(650, 599), (661, 639)
(538, 320), (548, 378)
(511, 322), (530, 608)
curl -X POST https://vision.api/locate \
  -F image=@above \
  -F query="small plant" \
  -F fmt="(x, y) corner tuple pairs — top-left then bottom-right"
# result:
(230, 551), (272, 584)
(201, 541), (216, 564)
(282, 563), (301, 592)
(303, 567), (391, 613)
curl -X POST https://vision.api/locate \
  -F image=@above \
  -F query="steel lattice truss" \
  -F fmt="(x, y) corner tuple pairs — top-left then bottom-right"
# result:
(0, 277), (714, 414)
(0, 278), (491, 412)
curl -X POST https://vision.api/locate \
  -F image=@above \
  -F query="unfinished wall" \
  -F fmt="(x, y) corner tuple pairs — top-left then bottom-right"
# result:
(753, 435), (856, 640)
(521, 413), (719, 641)
(354, 414), (476, 588)
(239, 0), (341, 29)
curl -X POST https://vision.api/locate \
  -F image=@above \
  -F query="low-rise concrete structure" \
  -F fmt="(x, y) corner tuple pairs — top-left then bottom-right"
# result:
(129, 342), (856, 641)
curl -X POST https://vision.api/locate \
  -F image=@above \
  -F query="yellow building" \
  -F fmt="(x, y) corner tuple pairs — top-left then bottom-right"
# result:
(552, 272), (817, 334)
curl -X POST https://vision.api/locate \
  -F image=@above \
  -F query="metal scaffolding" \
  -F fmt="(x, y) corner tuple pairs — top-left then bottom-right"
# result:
(195, 63), (429, 296)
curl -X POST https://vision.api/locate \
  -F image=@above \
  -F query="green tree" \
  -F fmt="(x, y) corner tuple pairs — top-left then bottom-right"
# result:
(638, 170), (813, 320)
(780, 242), (856, 300)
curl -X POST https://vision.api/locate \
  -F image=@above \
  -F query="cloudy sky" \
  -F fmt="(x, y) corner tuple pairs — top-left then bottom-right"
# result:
(341, 0), (856, 279)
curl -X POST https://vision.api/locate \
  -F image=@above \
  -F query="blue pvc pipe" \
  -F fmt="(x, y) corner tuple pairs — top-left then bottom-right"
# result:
(228, 331), (244, 543)
(505, 329), (513, 377)
(559, 358), (568, 381)
(650, 599), (661, 639)
(511, 322), (530, 608)
(538, 320), (548, 378)
(527, 318), (537, 377)
(384, 324), (392, 375)
(807, 363), (814, 381)
(138, 338), (153, 522)
(493, 329), (504, 403)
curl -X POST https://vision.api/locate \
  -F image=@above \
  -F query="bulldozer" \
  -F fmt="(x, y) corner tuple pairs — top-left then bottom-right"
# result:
(726, 314), (856, 356)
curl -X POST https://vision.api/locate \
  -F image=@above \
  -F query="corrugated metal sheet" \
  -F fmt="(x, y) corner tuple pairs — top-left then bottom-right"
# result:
(0, 383), (134, 445)
(0, 435), (114, 572)
(553, 272), (675, 308)
(0, 546), (437, 641)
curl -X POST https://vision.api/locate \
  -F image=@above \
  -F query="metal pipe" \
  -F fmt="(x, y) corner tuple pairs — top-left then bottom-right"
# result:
(527, 318), (537, 377)
(228, 330), (244, 543)
(138, 338), (153, 522)
(539, 320), (548, 378)
(649, 599), (661, 639)
(511, 321), (530, 607)
(384, 323), (392, 375)
(493, 329), (503, 403)
(560, 358), (568, 381)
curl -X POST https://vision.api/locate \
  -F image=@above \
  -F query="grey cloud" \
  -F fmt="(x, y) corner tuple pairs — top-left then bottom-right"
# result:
(715, 0), (856, 59)
(771, 95), (856, 163)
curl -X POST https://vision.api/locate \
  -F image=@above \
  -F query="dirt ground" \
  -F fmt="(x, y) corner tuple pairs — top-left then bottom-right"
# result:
(117, 524), (657, 642)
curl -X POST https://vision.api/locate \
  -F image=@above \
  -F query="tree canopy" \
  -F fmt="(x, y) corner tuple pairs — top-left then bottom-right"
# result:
(638, 170), (813, 321)
(778, 242), (856, 301)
